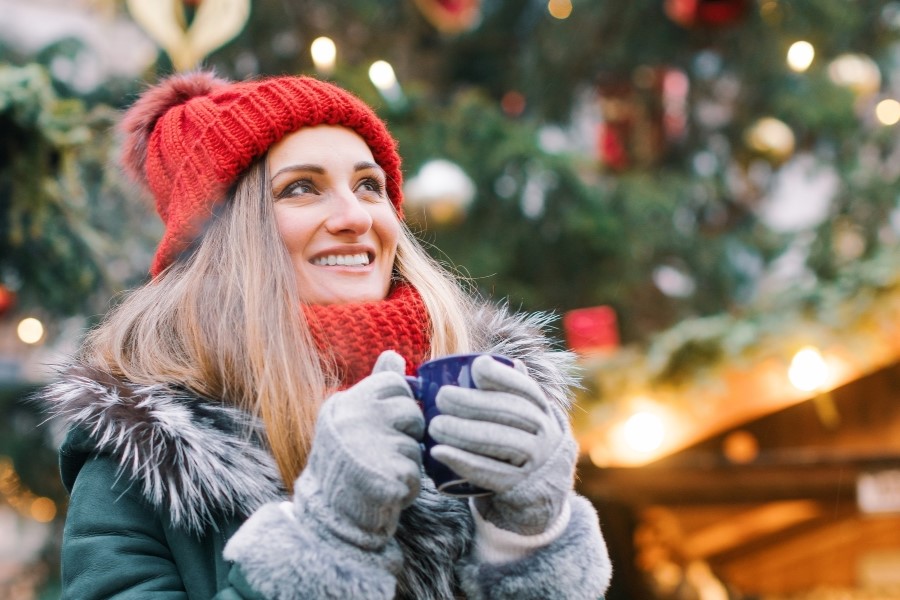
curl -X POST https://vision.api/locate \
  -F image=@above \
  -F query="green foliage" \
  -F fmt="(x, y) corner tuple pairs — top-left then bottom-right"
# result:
(0, 64), (157, 318)
(2, 0), (899, 345)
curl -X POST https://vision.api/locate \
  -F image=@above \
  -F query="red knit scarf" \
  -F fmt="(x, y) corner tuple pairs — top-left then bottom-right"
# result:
(303, 283), (432, 388)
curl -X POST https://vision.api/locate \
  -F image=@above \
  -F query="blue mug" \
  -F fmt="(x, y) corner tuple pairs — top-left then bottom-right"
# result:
(406, 352), (514, 497)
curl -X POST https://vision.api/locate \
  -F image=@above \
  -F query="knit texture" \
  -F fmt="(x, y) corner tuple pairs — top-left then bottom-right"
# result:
(119, 71), (404, 276)
(303, 283), (431, 387)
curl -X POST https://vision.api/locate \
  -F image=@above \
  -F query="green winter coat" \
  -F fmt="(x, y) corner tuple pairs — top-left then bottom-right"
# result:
(60, 427), (257, 599)
(47, 305), (613, 599)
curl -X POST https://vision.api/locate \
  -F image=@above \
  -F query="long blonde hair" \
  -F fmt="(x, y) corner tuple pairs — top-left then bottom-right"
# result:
(78, 159), (477, 488)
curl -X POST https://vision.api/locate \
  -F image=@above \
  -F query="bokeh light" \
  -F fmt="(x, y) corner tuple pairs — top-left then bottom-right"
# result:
(548, 0), (573, 19)
(310, 36), (336, 74)
(786, 41), (815, 72)
(17, 317), (44, 344)
(788, 346), (828, 392)
(622, 411), (666, 453)
(875, 98), (900, 125)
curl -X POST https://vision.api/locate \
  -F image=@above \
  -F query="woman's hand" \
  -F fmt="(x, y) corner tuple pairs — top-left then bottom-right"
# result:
(428, 355), (577, 536)
(294, 350), (425, 549)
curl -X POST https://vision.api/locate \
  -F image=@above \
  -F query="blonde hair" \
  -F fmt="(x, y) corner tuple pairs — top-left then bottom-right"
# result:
(78, 159), (476, 488)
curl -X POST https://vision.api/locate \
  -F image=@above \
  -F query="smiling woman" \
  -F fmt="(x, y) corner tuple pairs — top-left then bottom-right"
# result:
(37, 71), (612, 600)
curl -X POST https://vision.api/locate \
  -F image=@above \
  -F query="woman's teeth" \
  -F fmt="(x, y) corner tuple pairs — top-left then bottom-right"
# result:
(312, 253), (370, 266)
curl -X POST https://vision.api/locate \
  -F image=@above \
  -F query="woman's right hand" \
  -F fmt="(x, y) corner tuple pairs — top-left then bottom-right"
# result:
(293, 350), (425, 550)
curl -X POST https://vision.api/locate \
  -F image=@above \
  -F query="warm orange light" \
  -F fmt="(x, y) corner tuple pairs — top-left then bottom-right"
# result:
(548, 0), (573, 19)
(621, 411), (666, 453)
(30, 497), (57, 523)
(788, 346), (828, 392)
(723, 430), (759, 464)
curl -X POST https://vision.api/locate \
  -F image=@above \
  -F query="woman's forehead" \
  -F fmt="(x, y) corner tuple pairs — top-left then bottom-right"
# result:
(268, 125), (375, 168)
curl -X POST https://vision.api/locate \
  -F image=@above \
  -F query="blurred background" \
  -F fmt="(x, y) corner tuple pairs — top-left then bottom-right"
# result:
(2, 0), (900, 598)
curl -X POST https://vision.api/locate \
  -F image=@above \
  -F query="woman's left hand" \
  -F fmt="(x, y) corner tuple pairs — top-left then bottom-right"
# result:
(428, 355), (577, 536)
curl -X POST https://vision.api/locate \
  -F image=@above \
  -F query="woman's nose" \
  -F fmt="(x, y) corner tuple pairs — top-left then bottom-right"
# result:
(324, 190), (373, 235)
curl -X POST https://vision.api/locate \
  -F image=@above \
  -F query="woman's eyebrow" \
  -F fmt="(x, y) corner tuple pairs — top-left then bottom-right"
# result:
(354, 161), (384, 174)
(270, 162), (383, 181)
(270, 164), (325, 181)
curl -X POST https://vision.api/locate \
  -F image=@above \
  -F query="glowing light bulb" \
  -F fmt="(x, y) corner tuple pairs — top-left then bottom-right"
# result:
(548, 0), (573, 19)
(876, 99), (900, 125)
(368, 60), (405, 106)
(30, 497), (57, 523)
(788, 346), (828, 392)
(622, 411), (665, 453)
(787, 41), (815, 72)
(17, 317), (44, 344)
(310, 37), (336, 74)
(369, 60), (397, 91)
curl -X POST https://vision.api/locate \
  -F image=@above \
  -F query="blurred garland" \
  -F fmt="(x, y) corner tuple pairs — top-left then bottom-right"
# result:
(0, 63), (157, 320)
(578, 243), (900, 405)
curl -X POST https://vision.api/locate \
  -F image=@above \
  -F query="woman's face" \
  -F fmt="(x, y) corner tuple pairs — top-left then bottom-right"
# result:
(268, 125), (400, 305)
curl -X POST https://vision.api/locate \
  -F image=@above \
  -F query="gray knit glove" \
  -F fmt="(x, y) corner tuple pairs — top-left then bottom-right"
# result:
(428, 355), (577, 536)
(294, 350), (425, 550)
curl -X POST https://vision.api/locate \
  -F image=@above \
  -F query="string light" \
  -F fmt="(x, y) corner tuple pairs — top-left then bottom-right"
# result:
(875, 99), (900, 125)
(0, 456), (58, 523)
(548, 0), (573, 19)
(17, 317), (44, 344)
(310, 36), (336, 74)
(788, 346), (828, 392)
(369, 60), (396, 90)
(621, 411), (666, 454)
(368, 60), (405, 107)
(786, 41), (815, 72)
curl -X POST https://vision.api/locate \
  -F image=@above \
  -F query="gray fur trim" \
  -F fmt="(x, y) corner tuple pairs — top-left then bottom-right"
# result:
(223, 502), (402, 599)
(394, 477), (473, 599)
(456, 495), (612, 599)
(472, 301), (580, 411)
(41, 371), (282, 533)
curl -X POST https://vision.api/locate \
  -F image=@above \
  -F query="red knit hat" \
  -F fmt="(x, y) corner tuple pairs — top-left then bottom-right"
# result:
(119, 71), (404, 276)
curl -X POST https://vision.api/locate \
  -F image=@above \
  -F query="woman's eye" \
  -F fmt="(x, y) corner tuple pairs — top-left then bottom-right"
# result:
(358, 177), (386, 195)
(279, 179), (316, 198)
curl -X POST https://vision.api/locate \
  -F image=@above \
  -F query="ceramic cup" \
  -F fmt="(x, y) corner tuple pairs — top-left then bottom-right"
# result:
(406, 352), (514, 497)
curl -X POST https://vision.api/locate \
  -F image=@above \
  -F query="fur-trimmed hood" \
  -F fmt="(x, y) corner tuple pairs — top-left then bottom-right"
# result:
(41, 301), (579, 535)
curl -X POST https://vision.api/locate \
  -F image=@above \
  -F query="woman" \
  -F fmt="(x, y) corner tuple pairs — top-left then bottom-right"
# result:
(42, 71), (612, 599)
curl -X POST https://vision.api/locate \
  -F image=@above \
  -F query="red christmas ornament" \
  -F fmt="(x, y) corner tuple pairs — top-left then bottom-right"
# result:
(563, 306), (620, 355)
(598, 124), (630, 171)
(0, 285), (16, 317)
(413, 0), (482, 33)
(665, 0), (749, 28)
(596, 67), (687, 171)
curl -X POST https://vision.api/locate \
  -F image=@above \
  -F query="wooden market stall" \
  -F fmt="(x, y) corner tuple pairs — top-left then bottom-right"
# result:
(570, 251), (900, 599)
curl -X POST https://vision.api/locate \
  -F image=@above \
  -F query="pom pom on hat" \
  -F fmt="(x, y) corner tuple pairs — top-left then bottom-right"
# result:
(119, 71), (230, 189)
(119, 70), (404, 277)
